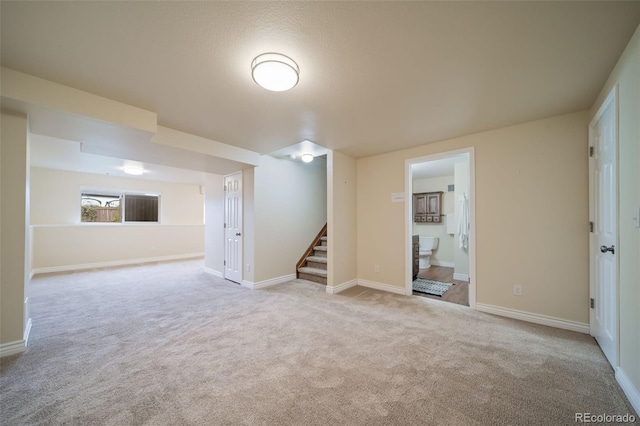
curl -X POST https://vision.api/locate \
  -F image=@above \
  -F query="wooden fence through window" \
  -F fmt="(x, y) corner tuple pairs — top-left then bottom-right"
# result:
(84, 207), (120, 222)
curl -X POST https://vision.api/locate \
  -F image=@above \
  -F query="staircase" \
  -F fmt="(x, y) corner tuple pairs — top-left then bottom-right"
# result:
(297, 225), (327, 285)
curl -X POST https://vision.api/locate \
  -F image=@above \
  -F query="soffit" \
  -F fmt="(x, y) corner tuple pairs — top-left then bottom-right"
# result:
(30, 134), (213, 185)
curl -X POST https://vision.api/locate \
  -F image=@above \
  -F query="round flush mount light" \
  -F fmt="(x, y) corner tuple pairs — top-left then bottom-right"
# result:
(251, 53), (299, 92)
(301, 153), (314, 163)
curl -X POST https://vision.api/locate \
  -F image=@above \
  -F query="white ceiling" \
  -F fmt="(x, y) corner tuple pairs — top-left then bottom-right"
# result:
(270, 139), (328, 162)
(412, 155), (467, 180)
(2, 2), (640, 161)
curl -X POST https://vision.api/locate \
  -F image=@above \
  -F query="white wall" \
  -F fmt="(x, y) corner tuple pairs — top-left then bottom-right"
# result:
(252, 156), (327, 283)
(412, 176), (455, 266)
(453, 160), (470, 278)
(591, 23), (640, 413)
(204, 173), (224, 276)
(243, 168), (255, 284)
(30, 167), (204, 272)
(328, 150), (357, 288)
(1, 111), (31, 351)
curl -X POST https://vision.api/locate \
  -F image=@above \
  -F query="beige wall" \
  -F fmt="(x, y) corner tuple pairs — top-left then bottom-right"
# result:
(328, 150), (358, 287)
(32, 225), (203, 270)
(31, 167), (203, 225)
(591, 24), (640, 406)
(1, 112), (30, 347)
(253, 156), (327, 283)
(358, 111), (589, 323)
(30, 167), (204, 271)
(204, 173), (224, 275)
(412, 176), (455, 265)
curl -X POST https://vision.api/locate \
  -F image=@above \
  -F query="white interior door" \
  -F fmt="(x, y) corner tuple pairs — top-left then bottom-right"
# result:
(224, 172), (243, 284)
(589, 87), (618, 368)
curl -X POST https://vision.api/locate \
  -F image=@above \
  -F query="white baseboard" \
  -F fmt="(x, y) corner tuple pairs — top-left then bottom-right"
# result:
(357, 279), (406, 295)
(476, 303), (590, 334)
(616, 367), (640, 416)
(431, 260), (455, 268)
(31, 253), (205, 276)
(326, 279), (358, 295)
(2, 311), (33, 358)
(203, 267), (223, 278)
(0, 340), (25, 358)
(23, 318), (32, 346)
(453, 272), (470, 282)
(242, 274), (296, 290)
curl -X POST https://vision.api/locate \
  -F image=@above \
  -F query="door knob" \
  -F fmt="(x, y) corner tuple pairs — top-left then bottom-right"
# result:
(236, 232), (242, 236)
(600, 245), (615, 254)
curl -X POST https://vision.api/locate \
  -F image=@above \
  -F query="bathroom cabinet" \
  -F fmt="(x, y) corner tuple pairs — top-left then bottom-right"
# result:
(413, 191), (443, 223)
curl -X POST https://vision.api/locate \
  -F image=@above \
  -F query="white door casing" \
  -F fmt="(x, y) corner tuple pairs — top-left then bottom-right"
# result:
(589, 86), (618, 368)
(224, 172), (243, 284)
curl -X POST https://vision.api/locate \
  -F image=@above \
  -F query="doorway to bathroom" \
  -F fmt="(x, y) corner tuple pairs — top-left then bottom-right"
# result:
(405, 148), (476, 308)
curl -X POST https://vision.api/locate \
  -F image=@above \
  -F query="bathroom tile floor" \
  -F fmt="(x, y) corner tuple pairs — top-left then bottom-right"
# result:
(414, 266), (469, 306)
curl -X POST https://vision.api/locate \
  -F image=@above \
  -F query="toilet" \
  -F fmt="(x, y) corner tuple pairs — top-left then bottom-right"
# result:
(418, 236), (439, 269)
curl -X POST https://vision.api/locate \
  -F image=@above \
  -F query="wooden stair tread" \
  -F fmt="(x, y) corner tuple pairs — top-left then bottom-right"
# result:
(297, 267), (328, 277)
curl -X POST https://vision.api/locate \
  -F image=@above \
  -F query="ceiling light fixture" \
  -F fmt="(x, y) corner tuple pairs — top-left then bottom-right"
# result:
(123, 166), (144, 176)
(251, 53), (299, 92)
(301, 153), (314, 163)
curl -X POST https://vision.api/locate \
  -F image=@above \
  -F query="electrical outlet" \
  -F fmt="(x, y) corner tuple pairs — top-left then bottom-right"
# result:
(513, 285), (523, 296)
(374, 265), (380, 273)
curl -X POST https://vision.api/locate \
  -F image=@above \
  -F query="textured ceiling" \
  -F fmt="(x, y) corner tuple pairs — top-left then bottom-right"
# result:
(2, 1), (640, 159)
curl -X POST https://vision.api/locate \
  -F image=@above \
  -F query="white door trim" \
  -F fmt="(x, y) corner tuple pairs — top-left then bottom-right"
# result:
(588, 85), (619, 368)
(404, 147), (477, 309)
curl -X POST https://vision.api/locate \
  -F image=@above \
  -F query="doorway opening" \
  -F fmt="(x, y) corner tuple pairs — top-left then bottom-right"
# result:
(405, 148), (476, 308)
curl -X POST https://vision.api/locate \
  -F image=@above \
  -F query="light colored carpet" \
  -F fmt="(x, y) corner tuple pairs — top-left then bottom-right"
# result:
(1, 260), (636, 425)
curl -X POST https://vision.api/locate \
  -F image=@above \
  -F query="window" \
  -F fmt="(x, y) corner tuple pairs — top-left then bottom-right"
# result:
(81, 191), (159, 223)
(123, 194), (159, 222)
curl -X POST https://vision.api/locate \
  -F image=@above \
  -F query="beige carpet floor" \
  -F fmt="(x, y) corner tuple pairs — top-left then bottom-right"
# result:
(1, 260), (636, 425)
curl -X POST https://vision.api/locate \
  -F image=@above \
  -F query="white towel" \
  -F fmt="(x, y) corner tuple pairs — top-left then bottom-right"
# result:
(457, 196), (469, 249)
(445, 214), (455, 235)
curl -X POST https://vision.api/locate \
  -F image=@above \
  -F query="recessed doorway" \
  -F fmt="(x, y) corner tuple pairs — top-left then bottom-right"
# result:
(405, 148), (476, 308)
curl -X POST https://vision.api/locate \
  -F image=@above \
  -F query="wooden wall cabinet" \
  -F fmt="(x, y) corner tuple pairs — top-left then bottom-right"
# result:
(413, 191), (443, 223)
